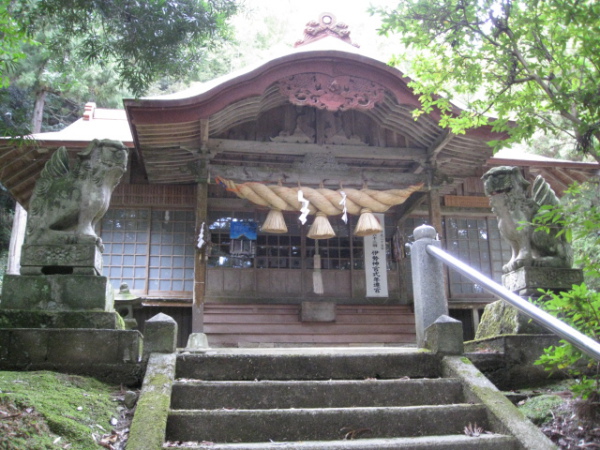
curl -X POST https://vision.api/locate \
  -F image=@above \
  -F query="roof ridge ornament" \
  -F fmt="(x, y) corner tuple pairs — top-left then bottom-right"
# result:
(294, 12), (359, 48)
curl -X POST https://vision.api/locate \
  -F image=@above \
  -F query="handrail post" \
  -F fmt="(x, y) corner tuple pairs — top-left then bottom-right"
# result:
(411, 225), (449, 347)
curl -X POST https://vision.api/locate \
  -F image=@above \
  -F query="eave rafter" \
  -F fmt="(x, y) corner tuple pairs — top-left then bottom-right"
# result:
(207, 139), (427, 163)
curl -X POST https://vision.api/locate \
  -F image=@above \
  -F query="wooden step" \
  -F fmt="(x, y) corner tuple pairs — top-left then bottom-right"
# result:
(203, 303), (416, 346)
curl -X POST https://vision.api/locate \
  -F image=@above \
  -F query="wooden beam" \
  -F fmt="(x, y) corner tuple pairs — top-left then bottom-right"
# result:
(428, 129), (454, 159)
(208, 163), (429, 189)
(546, 167), (577, 188)
(539, 168), (569, 194)
(394, 192), (427, 224)
(564, 168), (589, 184)
(414, 129), (454, 174)
(199, 119), (209, 150)
(207, 138), (427, 162)
(428, 188), (443, 238)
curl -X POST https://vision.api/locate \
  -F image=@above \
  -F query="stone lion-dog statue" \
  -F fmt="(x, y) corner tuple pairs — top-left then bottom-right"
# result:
(26, 139), (128, 249)
(482, 166), (573, 273)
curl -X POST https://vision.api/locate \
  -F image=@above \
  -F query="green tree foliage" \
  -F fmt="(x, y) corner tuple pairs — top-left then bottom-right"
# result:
(0, 0), (30, 87)
(532, 179), (600, 401)
(373, 0), (600, 162)
(6, 0), (238, 97)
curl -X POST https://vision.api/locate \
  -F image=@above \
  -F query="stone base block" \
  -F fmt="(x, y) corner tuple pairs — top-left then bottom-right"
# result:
(21, 243), (103, 275)
(0, 328), (144, 385)
(475, 300), (547, 340)
(502, 266), (584, 296)
(424, 315), (464, 355)
(465, 334), (562, 390)
(1, 274), (114, 311)
(0, 310), (124, 330)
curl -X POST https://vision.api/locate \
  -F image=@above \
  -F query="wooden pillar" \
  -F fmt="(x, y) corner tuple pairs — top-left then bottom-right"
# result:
(472, 307), (481, 336)
(192, 182), (208, 333)
(428, 188), (443, 238)
(7, 203), (27, 275)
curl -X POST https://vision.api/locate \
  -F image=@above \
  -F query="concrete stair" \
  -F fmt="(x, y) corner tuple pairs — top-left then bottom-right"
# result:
(162, 348), (527, 449)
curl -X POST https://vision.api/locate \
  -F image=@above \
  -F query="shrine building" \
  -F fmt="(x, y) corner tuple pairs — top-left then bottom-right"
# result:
(1, 13), (598, 347)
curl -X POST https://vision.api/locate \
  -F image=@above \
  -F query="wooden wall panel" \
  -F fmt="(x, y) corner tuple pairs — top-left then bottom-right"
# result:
(207, 268), (404, 302)
(206, 269), (224, 293)
(203, 303), (416, 347)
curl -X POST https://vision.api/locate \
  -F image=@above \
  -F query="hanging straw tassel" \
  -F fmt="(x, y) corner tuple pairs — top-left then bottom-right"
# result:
(261, 208), (287, 233)
(307, 212), (336, 239)
(313, 240), (324, 295)
(354, 208), (383, 236)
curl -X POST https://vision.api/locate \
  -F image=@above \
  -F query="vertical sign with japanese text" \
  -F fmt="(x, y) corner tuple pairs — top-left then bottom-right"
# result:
(364, 213), (388, 297)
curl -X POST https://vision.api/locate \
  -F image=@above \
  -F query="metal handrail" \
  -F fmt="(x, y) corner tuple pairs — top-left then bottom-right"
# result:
(426, 244), (600, 361)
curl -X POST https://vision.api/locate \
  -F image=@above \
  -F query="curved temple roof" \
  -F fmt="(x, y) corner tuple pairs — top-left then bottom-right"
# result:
(123, 14), (506, 191)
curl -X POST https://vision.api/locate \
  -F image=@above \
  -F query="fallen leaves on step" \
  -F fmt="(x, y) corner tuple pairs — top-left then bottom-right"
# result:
(464, 422), (484, 437)
(340, 426), (373, 439)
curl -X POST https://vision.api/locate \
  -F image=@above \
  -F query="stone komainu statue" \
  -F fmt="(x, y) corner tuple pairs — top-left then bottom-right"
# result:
(26, 139), (128, 247)
(482, 166), (573, 273)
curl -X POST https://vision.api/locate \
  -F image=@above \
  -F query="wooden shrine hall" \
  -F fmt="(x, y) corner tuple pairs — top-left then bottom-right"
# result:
(1, 13), (599, 347)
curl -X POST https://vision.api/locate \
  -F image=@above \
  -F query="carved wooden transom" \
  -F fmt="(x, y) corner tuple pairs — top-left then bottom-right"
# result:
(278, 74), (385, 112)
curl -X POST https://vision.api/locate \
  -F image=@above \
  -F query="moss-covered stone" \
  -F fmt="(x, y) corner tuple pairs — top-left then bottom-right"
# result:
(518, 394), (565, 425)
(0, 309), (124, 329)
(475, 300), (546, 339)
(127, 352), (176, 450)
(442, 356), (557, 449)
(1, 274), (114, 311)
(0, 370), (121, 449)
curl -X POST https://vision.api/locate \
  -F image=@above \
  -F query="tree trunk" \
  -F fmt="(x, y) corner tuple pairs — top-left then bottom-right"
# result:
(31, 88), (47, 134)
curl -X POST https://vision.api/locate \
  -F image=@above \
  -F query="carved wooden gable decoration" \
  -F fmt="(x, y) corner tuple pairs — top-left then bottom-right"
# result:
(278, 74), (385, 112)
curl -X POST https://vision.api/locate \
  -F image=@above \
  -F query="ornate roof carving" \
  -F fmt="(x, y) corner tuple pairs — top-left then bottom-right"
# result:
(278, 74), (385, 111)
(294, 12), (358, 48)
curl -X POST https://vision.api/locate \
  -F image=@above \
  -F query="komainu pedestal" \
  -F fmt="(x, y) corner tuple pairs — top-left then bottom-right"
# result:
(476, 266), (584, 340)
(1, 273), (114, 311)
(20, 243), (103, 275)
(502, 266), (584, 297)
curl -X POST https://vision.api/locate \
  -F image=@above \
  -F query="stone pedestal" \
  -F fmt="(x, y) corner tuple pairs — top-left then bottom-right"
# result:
(0, 309), (123, 329)
(476, 266), (584, 340)
(502, 266), (583, 297)
(1, 274), (114, 311)
(20, 243), (103, 275)
(475, 299), (547, 339)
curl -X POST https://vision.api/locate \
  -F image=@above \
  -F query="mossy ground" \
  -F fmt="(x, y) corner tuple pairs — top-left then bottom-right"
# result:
(0, 371), (122, 449)
(518, 394), (566, 424)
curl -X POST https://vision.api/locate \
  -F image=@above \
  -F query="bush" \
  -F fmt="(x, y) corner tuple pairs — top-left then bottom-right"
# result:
(535, 284), (600, 400)
(533, 179), (600, 403)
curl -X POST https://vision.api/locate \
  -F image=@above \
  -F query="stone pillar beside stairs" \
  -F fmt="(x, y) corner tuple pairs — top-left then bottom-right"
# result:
(411, 225), (459, 349)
